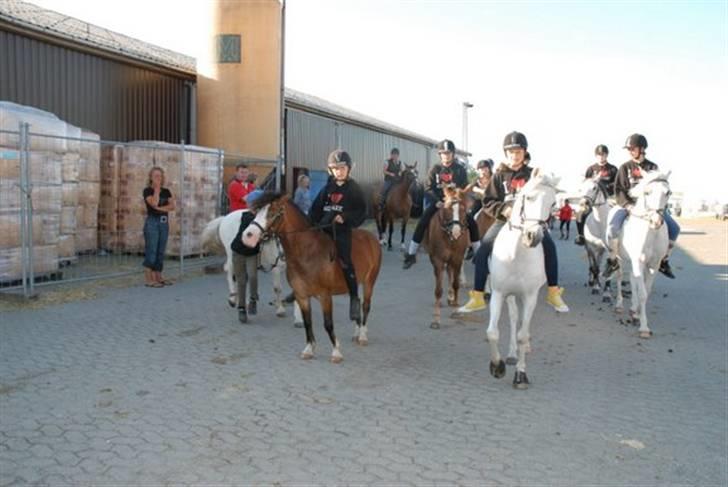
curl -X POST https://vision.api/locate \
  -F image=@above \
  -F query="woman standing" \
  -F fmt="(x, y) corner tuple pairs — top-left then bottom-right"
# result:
(559, 201), (573, 240)
(143, 167), (175, 287)
(293, 174), (312, 214)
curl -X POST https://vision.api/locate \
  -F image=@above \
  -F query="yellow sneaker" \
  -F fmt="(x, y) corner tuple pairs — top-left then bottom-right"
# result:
(457, 290), (487, 313)
(546, 287), (569, 313)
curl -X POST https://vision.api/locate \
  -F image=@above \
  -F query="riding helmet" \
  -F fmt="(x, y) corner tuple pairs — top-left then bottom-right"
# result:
(477, 159), (494, 170)
(503, 131), (528, 151)
(623, 134), (648, 149)
(327, 149), (353, 167)
(390, 147), (400, 155)
(594, 144), (609, 155)
(437, 139), (456, 153)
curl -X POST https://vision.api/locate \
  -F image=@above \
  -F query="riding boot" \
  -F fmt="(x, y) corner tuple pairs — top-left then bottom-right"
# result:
(238, 306), (248, 324)
(283, 292), (296, 304)
(602, 239), (621, 279)
(659, 242), (676, 279)
(465, 241), (479, 261)
(575, 219), (586, 246)
(343, 268), (361, 322)
(248, 299), (257, 315)
(403, 241), (419, 269)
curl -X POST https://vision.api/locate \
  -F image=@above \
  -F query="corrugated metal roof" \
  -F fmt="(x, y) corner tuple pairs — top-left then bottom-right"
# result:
(284, 87), (441, 148)
(0, 0), (196, 74)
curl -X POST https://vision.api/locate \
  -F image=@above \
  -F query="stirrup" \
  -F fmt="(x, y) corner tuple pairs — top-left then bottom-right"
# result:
(602, 258), (619, 279)
(659, 260), (675, 279)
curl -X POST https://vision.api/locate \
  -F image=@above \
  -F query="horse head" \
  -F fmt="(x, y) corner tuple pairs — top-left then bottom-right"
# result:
(577, 174), (608, 214)
(510, 168), (559, 248)
(440, 184), (466, 241)
(242, 191), (289, 248)
(630, 170), (671, 229)
(259, 236), (284, 273)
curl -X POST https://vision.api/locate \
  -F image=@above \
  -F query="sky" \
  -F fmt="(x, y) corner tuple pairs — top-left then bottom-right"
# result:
(30, 0), (728, 202)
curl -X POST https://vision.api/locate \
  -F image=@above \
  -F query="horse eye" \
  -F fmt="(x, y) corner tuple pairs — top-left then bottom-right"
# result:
(526, 195), (536, 202)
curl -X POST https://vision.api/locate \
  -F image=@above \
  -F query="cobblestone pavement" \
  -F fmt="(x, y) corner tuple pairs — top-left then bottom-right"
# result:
(1, 221), (726, 486)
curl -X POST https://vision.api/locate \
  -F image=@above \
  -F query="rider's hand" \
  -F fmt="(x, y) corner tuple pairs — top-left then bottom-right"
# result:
(334, 214), (344, 224)
(436, 201), (444, 209)
(501, 206), (512, 219)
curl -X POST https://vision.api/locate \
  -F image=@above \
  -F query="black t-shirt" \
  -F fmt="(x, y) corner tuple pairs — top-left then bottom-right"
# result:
(585, 162), (618, 196)
(426, 162), (469, 201)
(310, 178), (367, 230)
(231, 211), (260, 256)
(614, 159), (659, 207)
(384, 158), (402, 182)
(142, 187), (172, 217)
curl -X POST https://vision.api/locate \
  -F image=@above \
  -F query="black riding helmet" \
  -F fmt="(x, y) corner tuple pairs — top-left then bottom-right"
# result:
(327, 149), (352, 167)
(503, 131), (528, 151)
(437, 139), (456, 153)
(623, 134), (648, 149)
(390, 147), (400, 155)
(477, 159), (494, 170)
(595, 144), (609, 155)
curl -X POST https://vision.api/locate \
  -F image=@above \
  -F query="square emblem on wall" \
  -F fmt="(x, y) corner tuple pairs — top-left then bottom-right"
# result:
(216, 34), (241, 63)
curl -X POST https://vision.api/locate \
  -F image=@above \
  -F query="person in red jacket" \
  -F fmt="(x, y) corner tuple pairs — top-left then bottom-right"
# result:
(559, 201), (573, 240)
(227, 163), (256, 212)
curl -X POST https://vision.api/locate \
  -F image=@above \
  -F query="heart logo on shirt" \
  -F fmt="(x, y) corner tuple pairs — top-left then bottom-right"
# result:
(631, 168), (642, 179)
(440, 173), (453, 183)
(330, 193), (343, 204)
(600, 169), (609, 178)
(511, 178), (526, 191)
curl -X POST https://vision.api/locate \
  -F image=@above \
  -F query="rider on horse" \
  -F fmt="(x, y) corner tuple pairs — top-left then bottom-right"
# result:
(466, 159), (494, 219)
(379, 147), (403, 212)
(602, 134), (680, 279)
(310, 150), (368, 322)
(402, 139), (481, 268)
(458, 131), (570, 314)
(575, 144), (618, 246)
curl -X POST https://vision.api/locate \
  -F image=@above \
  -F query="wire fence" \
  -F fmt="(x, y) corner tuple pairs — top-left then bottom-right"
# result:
(0, 124), (277, 297)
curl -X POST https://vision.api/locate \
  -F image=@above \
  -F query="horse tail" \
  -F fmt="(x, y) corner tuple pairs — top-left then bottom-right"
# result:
(201, 216), (226, 255)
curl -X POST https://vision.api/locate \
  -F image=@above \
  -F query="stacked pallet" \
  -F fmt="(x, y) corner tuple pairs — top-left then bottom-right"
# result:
(0, 102), (65, 281)
(76, 130), (101, 253)
(99, 142), (221, 256)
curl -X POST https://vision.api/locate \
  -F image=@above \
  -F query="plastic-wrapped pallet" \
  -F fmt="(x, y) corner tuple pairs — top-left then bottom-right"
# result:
(0, 245), (59, 282)
(0, 102), (68, 153)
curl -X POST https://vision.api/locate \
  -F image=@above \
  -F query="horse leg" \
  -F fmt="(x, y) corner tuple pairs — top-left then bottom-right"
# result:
(637, 271), (654, 338)
(357, 278), (374, 346)
(298, 296), (316, 359)
(431, 262), (443, 329)
(506, 295), (519, 365)
(293, 301), (303, 328)
(615, 265), (624, 313)
(387, 217), (394, 251)
(486, 290), (506, 378)
(586, 245), (600, 295)
(320, 293), (342, 363)
(400, 217), (408, 252)
(447, 263), (458, 306)
(272, 266), (286, 317)
(225, 253), (236, 307)
(513, 293), (537, 390)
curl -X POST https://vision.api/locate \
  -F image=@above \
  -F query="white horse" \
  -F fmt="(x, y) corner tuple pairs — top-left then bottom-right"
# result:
(486, 169), (559, 389)
(201, 211), (294, 320)
(575, 176), (615, 302)
(613, 171), (671, 338)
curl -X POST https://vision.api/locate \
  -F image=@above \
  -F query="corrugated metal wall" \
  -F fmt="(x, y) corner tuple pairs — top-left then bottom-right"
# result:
(286, 107), (437, 190)
(0, 28), (193, 143)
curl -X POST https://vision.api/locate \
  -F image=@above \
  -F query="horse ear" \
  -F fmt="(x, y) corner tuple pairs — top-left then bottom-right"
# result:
(413, 160), (418, 167)
(532, 167), (541, 178)
(664, 170), (672, 180)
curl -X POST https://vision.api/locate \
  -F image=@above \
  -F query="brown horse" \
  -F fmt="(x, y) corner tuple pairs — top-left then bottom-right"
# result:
(241, 192), (382, 363)
(373, 162), (418, 251)
(422, 186), (469, 329)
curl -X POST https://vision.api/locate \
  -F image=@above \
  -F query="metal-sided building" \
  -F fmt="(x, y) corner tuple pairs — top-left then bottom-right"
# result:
(1, 0), (465, 196)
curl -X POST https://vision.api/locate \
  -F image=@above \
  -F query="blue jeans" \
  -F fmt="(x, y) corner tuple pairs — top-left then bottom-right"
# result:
(473, 221), (559, 291)
(607, 208), (680, 242)
(143, 215), (169, 271)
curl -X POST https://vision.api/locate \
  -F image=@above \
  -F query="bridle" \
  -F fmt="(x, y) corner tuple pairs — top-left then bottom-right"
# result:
(439, 189), (466, 241)
(508, 190), (550, 233)
(581, 180), (609, 209)
(629, 178), (671, 227)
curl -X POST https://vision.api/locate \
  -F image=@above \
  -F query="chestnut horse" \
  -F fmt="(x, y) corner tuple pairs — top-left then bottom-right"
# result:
(373, 162), (418, 251)
(242, 192), (382, 363)
(423, 186), (469, 329)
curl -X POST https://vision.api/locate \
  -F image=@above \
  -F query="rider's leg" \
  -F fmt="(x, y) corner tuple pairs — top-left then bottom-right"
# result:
(542, 230), (569, 312)
(379, 180), (393, 210)
(403, 202), (439, 268)
(575, 207), (591, 245)
(232, 253), (248, 323)
(660, 213), (681, 278)
(603, 207), (628, 278)
(465, 212), (481, 259)
(458, 221), (504, 313)
(334, 229), (361, 321)
(559, 220), (566, 239)
(565, 220), (571, 239)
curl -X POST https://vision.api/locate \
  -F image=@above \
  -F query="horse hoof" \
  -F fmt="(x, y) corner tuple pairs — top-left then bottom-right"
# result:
(513, 371), (530, 389)
(591, 289), (600, 295)
(294, 322), (304, 328)
(448, 300), (458, 307)
(602, 295), (612, 304)
(430, 322), (440, 329)
(276, 310), (286, 318)
(615, 306), (624, 315)
(506, 356), (518, 366)
(300, 352), (314, 360)
(357, 337), (369, 346)
(330, 355), (343, 364)
(639, 330), (653, 339)
(227, 299), (236, 308)
(489, 360), (506, 379)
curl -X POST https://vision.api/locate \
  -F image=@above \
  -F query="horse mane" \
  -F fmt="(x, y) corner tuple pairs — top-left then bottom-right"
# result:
(251, 191), (287, 211)
(630, 170), (671, 197)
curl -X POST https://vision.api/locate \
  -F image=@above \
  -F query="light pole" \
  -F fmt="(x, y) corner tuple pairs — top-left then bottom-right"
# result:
(462, 101), (473, 163)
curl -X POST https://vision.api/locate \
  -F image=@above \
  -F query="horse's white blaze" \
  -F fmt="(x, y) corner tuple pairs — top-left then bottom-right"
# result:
(451, 202), (462, 240)
(242, 205), (269, 248)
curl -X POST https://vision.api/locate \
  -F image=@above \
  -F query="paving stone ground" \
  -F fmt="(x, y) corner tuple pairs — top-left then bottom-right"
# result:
(1, 219), (726, 486)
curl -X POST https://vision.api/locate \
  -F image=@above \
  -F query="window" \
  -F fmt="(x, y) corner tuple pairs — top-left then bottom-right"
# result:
(216, 34), (241, 63)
